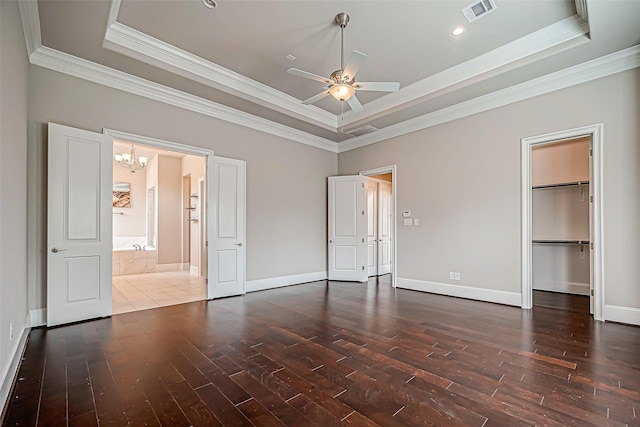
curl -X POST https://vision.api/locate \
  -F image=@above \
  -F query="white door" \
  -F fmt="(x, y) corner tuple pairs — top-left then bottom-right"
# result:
(328, 176), (367, 282)
(366, 180), (378, 277)
(47, 123), (113, 327)
(209, 156), (245, 298)
(377, 181), (392, 275)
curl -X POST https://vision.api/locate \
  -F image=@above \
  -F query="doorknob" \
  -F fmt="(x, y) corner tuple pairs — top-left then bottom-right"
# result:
(329, 240), (333, 243)
(234, 243), (243, 246)
(51, 247), (67, 253)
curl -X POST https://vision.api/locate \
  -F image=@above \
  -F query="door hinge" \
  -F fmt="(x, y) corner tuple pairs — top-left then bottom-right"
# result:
(362, 183), (365, 188)
(590, 149), (593, 156)
(206, 240), (208, 247)
(362, 238), (365, 243)
(206, 278), (208, 284)
(362, 210), (365, 215)
(590, 242), (593, 250)
(362, 266), (365, 270)
(590, 289), (594, 296)
(590, 195), (593, 203)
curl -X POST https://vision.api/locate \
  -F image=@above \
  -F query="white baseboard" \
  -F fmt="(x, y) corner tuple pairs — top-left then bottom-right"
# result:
(396, 278), (521, 307)
(604, 305), (640, 326)
(156, 263), (184, 272)
(246, 271), (327, 293)
(29, 309), (46, 327)
(1, 313), (31, 417)
(533, 280), (590, 296)
(190, 266), (199, 276)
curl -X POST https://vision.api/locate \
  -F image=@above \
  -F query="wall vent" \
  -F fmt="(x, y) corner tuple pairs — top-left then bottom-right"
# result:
(462, 0), (497, 23)
(346, 125), (378, 138)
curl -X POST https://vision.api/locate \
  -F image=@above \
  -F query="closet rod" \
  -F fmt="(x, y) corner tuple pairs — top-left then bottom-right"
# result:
(532, 181), (589, 190)
(532, 240), (590, 245)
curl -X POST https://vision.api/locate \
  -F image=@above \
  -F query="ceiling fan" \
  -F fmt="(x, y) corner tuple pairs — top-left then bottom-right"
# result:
(287, 12), (400, 113)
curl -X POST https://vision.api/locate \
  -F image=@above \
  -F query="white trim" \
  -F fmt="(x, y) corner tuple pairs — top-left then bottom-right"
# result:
(30, 46), (338, 153)
(396, 278), (521, 307)
(338, 45), (640, 153)
(155, 263), (185, 272)
(103, 22), (337, 132)
(359, 165), (397, 288)
(1, 314), (31, 416)
(532, 281), (590, 296)
(340, 15), (589, 126)
(246, 272), (327, 293)
(190, 266), (199, 276)
(29, 309), (46, 327)
(521, 123), (604, 320)
(17, 0), (41, 57)
(104, 128), (215, 157)
(603, 305), (640, 326)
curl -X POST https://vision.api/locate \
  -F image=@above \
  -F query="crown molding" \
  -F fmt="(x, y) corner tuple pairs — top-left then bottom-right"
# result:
(29, 46), (338, 153)
(17, 0), (42, 57)
(339, 14), (590, 127)
(103, 22), (337, 132)
(338, 44), (640, 153)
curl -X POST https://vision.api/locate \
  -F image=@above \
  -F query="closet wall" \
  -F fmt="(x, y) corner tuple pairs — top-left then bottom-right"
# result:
(531, 137), (590, 295)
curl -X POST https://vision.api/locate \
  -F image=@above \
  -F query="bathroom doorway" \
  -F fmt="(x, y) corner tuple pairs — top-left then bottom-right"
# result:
(111, 140), (207, 314)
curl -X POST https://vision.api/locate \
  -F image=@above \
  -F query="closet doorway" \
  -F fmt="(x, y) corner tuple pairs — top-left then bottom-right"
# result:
(521, 124), (604, 320)
(361, 166), (397, 286)
(530, 137), (591, 313)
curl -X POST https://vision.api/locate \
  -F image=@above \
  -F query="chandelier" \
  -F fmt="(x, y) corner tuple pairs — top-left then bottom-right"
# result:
(114, 145), (148, 173)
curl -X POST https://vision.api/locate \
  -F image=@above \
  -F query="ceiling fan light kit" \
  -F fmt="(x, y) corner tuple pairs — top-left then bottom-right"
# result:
(287, 12), (400, 115)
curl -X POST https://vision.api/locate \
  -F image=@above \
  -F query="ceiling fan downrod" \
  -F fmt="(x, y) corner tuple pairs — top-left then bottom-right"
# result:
(335, 13), (350, 73)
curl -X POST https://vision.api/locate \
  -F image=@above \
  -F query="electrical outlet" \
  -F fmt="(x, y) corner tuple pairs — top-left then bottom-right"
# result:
(454, 272), (461, 281)
(449, 272), (455, 280)
(9, 322), (13, 340)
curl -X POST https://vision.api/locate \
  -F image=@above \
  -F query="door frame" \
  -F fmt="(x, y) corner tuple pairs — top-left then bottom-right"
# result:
(521, 124), (604, 320)
(103, 128), (217, 299)
(359, 165), (397, 288)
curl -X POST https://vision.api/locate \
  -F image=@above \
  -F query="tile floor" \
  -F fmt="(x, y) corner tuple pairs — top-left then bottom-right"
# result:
(112, 271), (206, 314)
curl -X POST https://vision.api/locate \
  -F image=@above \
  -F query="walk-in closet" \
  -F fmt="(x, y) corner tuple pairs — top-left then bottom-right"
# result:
(531, 136), (592, 312)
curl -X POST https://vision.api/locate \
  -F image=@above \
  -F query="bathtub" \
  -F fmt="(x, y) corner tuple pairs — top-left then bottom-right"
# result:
(112, 240), (157, 276)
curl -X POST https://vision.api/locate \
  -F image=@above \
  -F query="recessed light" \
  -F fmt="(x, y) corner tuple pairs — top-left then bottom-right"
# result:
(202, 0), (217, 9)
(452, 26), (465, 36)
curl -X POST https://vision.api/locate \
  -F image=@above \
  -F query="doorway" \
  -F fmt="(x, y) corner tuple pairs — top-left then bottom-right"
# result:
(361, 165), (397, 287)
(521, 124), (604, 320)
(112, 140), (208, 314)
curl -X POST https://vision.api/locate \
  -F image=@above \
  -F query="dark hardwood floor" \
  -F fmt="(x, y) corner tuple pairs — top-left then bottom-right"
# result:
(3, 276), (640, 426)
(533, 289), (590, 313)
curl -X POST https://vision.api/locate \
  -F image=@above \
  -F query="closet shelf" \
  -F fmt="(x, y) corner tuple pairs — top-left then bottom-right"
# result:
(532, 239), (590, 245)
(532, 181), (589, 190)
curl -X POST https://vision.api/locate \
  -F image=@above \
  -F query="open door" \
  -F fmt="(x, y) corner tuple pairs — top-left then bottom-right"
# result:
(209, 156), (246, 298)
(328, 176), (367, 282)
(47, 123), (113, 327)
(366, 179), (378, 277)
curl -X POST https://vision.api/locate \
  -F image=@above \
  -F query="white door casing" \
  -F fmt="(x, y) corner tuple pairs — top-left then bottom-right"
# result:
(210, 156), (246, 298)
(47, 123), (113, 326)
(328, 176), (367, 282)
(377, 181), (392, 275)
(366, 179), (378, 277)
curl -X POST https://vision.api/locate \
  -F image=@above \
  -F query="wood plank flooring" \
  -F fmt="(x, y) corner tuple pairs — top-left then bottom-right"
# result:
(3, 276), (640, 426)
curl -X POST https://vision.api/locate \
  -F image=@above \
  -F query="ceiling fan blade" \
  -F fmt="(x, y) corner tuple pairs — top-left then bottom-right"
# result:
(302, 90), (331, 105)
(287, 68), (332, 85)
(355, 81), (400, 92)
(342, 51), (367, 80)
(346, 95), (364, 113)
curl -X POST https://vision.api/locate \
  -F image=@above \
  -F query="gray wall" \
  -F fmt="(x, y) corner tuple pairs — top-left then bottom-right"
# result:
(26, 66), (337, 311)
(0, 0), (29, 395)
(339, 69), (640, 309)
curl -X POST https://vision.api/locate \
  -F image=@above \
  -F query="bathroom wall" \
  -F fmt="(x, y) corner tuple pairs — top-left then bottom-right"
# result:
(112, 156), (147, 238)
(181, 155), (205, 273)
(157, 155), (183, 266)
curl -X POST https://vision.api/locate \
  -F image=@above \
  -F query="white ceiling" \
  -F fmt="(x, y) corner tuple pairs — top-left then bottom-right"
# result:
(25, 0), (640, 147)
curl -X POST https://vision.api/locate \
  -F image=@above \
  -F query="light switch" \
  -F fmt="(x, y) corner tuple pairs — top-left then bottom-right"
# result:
(403, 218), (412, 226)
(413, 219), (419, 226)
